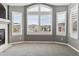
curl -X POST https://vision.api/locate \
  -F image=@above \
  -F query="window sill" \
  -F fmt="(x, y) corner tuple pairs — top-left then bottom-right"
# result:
(27, 32), (52, 35)
(56, 32), (66, 36)
(12, 33), (22, 36)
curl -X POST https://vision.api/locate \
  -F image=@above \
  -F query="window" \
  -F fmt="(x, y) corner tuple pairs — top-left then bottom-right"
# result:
(27, 4), (52, 35)
(40, 15), (52, 32)
(27, 15), (39, 32)
(12, 12), (22, 35)
(69, 4), (78, 39)
(56, 11), (66, 36)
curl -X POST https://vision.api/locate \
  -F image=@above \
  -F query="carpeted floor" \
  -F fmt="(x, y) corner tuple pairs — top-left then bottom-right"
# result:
(0, 43), (79, 56)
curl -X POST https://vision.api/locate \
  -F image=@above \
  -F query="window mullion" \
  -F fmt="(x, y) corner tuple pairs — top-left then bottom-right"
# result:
(39, 5), (40, 26)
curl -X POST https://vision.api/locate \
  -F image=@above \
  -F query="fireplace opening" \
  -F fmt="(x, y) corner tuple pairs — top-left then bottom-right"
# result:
(0, 29), (5, 45)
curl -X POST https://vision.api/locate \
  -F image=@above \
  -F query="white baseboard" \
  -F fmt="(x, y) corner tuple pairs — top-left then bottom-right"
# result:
(67, 44), (79, 53)
(54, 42), (79, 53)
(9, 41), (67, 45)
(0, 44), (12, 53)
(52, 41), (68, 45)
(9, 41), (25, 45)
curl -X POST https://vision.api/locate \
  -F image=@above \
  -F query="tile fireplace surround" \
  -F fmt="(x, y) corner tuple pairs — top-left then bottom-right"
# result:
(0, 18), (11, 52)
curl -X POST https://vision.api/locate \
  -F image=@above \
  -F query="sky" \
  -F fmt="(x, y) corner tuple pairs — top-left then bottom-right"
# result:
(57, 12), (66, 23)
(13, 15), (22, 23)
(27, 15), (51, 25)
(13, 14), (65, 25)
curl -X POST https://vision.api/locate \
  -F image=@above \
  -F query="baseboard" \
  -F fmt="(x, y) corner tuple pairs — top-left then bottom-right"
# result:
(52, 41), (68, 45)
(10, 41), (67, 45)
(9, 41), (25, 45)
(0, 44), (12, 53)
(67, 44), (79, 53)
(56, 42), (79, 53)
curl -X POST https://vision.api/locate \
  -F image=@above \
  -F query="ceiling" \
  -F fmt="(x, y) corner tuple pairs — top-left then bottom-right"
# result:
(6, 3), (70, 6)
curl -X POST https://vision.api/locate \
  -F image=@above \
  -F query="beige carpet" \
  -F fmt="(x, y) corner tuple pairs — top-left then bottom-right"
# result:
(0, 43), (79, 56)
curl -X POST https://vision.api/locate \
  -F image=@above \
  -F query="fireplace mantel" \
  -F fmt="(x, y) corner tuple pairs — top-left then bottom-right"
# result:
(0, 18), (11, 52)
(0, 18), (10, 24)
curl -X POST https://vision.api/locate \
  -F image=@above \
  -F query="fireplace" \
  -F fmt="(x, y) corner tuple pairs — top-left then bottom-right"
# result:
(0, 29), (5, 45)
(0, 15), (10, 52)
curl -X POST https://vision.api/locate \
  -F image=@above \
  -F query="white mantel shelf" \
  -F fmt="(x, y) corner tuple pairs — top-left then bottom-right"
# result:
(0, 18), (11, 52)
(0, 18), (10, 24)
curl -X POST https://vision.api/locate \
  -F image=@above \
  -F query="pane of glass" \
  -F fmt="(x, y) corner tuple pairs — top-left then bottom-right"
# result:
(71, 8), (78, 33)
(58, 23), (65, 32)
(40, 5), (51, 12)
(12, 12), (22, 34)
(13, 15), (21, 24)
(56, 11), (66, 35)
(13, 25), (21, 32)
(27, 6), (39, 12)
(70, 4), (78, 39)
(72, 20), (77, 32)
(27, 15), (39, 32)
(40, 15), (52, 32)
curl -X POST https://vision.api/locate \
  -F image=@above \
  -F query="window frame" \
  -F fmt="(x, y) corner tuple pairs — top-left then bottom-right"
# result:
(12, 11), (22, 35)
(69, 4), (78, 39)
(56, 11), (67, 36)
(27, 4), (53, 35)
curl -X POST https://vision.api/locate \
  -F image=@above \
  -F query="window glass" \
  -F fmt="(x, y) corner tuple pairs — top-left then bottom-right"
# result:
(69, 4), (78, 39)
(27, 6), (39, 12)
(40, 5), (51, 12)
(12, 12), (22, 35)
(40, 15), (52, 32)
(27, 5), (52, 35)
(56, 11), (66, 36)
(27, 15), (39, 33)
